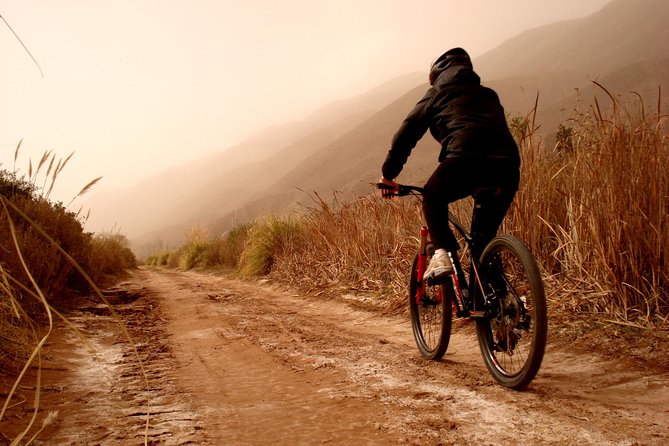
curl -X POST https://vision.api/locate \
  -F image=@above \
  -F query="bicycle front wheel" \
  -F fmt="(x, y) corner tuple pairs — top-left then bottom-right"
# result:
(409, 253), (452, 360)
(475, 235), (547, 390)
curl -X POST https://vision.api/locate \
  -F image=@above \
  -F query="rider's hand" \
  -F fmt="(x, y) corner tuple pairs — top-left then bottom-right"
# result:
(379, 177), (399, 199)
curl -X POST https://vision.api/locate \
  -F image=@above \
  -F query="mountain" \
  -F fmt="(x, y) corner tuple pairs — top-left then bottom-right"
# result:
(88, 0), (669, 256)
(85, 72), (425, 243)
(475, 0), (669, 81)
(473, 0), (669, 129)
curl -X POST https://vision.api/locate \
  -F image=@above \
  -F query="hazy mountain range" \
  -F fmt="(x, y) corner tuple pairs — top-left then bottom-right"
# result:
(85, 0), (669, 256)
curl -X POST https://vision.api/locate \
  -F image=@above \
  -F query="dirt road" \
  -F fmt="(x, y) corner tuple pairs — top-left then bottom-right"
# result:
(8, 268), (669, 445)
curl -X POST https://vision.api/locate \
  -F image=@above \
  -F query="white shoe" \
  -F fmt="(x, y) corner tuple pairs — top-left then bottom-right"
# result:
(423, 249), (454, 282)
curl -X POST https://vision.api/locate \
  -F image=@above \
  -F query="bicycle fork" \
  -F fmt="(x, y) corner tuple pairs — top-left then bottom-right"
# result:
(415, 227), (438, 305)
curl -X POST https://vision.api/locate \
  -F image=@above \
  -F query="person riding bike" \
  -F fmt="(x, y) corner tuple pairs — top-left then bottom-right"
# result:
(380, 47), (520, 282)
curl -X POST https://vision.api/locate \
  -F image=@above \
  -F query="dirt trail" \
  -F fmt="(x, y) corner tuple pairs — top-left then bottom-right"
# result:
(4, 267), (668, 445)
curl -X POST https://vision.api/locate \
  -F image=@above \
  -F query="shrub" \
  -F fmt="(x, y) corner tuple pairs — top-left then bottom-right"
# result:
(0, 173), (91, 307)
(86, 232), (137, 284)
(238, 216), (305, 277)
(177, 225), (210, 270)
(209, 224), (251, 267)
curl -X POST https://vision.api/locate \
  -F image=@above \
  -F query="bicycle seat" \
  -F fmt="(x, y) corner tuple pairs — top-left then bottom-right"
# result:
(472, 187), (502, 202)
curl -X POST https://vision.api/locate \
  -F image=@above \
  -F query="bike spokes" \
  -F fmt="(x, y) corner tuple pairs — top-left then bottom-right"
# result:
(475, 236), (547, 390)
(409, 253), (452, 360)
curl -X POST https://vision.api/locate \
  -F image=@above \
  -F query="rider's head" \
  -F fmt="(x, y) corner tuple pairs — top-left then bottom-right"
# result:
(429, 47), (472, 85)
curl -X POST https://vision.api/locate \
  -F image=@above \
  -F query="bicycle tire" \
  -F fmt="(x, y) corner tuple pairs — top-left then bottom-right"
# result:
(475, 235), (547, 390)
(409, 253), (452, 360)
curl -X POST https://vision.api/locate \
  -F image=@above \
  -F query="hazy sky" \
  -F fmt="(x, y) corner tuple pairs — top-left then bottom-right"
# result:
(2, 0), (611, 204)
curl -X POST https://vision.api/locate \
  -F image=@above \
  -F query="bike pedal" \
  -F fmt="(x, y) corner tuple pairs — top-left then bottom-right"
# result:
(468, 310), (487, 319)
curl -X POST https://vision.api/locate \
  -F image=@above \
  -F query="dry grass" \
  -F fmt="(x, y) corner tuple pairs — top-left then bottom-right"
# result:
(265, 193), (420, 311)
(147, 223), (252, 271)
(238, 216), (305, 277)
(87, 232), (137, 284)
(159, 91), (667, 328)
(201, 223), (251, 268)
(177, 224), (210, 271)
(0, 154), (142, 443)
(262, 92), (668, 326)
(509, 88), (668, 324)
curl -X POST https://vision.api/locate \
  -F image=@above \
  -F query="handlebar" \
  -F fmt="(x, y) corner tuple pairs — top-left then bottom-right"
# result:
(376, 183), (425, 196)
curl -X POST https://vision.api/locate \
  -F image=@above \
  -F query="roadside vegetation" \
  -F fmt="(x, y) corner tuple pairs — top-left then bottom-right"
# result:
(0, 150), (137, 440)
(157, 91), (668, 328)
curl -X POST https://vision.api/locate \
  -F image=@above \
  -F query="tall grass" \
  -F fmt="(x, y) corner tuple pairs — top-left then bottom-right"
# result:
(238, 216), (305, 277)
(1, 153), (141, 443)
(268, 194), (420, 307)
(159, 91), (667, 326)
(510, 89), (668, 322)
(146, 224), (251, 271)
(177, 225), (210, 271)
(201, 223), (251, 268)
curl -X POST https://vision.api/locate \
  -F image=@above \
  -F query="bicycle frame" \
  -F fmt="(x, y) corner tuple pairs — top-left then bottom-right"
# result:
(380, 182), (547, 389)
(415, 209), (490, 319)
(379, 182), (494, 318)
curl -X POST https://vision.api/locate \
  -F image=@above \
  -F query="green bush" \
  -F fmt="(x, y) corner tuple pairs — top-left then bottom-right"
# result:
(86, 232), (137, 283)
(179, 241), (208, 270)
(238, 217), (305, 277)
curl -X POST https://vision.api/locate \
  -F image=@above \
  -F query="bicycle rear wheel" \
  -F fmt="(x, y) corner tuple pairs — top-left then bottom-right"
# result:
(409, 253), (452, 360)
(475, 235), (547, 390)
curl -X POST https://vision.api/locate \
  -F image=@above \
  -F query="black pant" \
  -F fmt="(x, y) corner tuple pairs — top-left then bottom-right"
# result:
(422, 157), (520, 259)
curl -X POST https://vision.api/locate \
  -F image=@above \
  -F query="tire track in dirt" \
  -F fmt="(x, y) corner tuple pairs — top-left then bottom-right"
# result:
(15, 267), (669, 445)
(145, 268), (668, 445)
(4, 285), (207, 445)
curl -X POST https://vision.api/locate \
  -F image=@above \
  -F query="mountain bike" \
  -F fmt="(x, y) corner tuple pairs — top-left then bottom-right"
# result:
(378, 183), (547, 390)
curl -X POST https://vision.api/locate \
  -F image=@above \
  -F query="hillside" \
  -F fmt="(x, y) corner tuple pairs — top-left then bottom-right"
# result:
(85, 72), (425, 245)
(474, 0), (669, 81)
(88, 0), (669, 255)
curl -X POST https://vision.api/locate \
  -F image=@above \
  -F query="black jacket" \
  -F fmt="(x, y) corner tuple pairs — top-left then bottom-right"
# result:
(382, 60), (519, 180)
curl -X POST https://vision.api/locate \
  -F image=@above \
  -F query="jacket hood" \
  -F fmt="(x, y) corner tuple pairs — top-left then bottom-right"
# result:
(429, 48), (474, 86)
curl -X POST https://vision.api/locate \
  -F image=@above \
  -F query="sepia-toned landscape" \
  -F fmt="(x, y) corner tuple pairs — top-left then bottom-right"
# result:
(2, 0), (668, 444)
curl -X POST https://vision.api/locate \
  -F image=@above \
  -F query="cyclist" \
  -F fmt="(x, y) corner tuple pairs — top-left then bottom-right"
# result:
(380, 47), (520, 282)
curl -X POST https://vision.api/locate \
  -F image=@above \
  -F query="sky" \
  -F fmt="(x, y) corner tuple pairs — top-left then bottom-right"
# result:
(1, 0), (611, 204)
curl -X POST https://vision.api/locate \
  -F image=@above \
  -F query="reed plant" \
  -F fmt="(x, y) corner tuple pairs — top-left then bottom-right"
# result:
(243, 90), (668, 325)
(160, 90), (666, 326)
(263, 193), (417, 310)
(509, 88), (668, 323)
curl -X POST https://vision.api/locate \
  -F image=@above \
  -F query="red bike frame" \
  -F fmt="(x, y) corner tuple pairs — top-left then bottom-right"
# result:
(415, 225), (487, 319)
